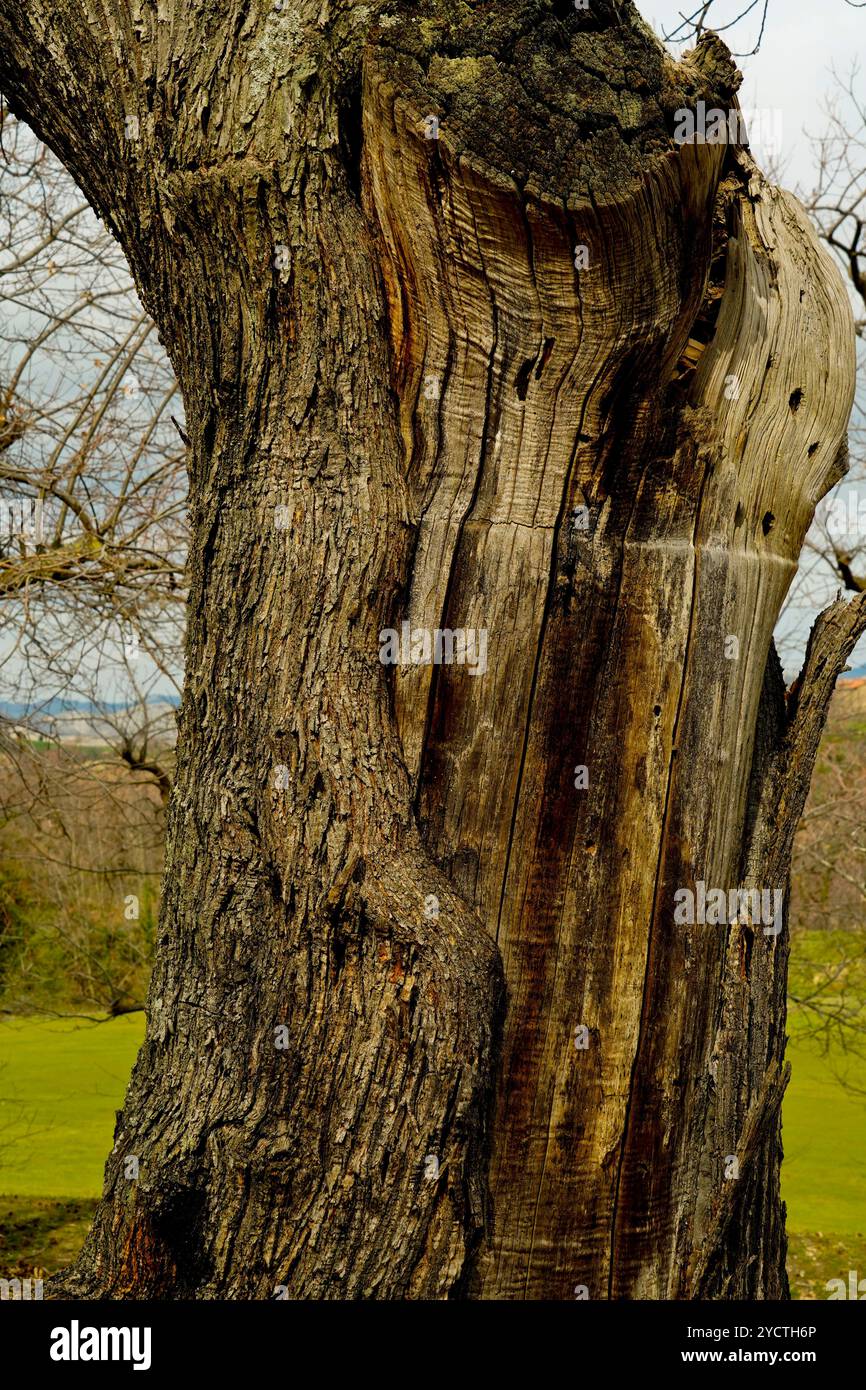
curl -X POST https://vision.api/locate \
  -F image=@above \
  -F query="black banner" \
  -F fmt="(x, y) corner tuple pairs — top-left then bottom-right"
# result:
(0, 1296), (859, 1377)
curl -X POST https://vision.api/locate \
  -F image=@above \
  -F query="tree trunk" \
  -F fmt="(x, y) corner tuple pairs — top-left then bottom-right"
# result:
(1, 0), (862, 1300)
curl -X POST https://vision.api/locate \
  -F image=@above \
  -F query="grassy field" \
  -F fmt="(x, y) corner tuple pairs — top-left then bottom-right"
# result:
(0, 1010), (864, 1295)
(0, 1195), (97, 1282)
(782, 1019), (866, 1234)
(0, 1014), (143, 1196)
(783, 1016), (866, 1298)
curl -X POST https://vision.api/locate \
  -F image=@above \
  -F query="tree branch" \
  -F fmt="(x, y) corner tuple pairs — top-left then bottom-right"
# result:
(748, 592), (866, 883)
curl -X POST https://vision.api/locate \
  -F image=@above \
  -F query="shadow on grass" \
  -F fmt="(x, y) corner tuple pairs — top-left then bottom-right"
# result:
(0, 1195), (97, 1281)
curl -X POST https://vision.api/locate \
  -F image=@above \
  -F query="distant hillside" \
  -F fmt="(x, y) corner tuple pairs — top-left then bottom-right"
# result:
(0, 696), (179, 718)
(0, 697), (178, 748)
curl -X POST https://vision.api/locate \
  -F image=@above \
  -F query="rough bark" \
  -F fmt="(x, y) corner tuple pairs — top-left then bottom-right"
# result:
(0, 0), (859, 1299)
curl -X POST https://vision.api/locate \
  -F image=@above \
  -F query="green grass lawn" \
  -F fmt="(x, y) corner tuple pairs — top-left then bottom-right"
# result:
(782, 1019), (866, 1235)
(782, 1016), (866, 1298)
(0, 1013), (144, 1197)
(0, 1010), (864, 1293)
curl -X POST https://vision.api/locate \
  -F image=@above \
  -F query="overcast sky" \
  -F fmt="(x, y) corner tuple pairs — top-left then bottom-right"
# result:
(644, 0), (864, 189)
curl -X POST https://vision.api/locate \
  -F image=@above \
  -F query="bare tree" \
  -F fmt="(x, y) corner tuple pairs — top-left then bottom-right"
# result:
(0, 112), (185, 790)
(0, 742), (163, 1018)
(790, 69), (866, 602)
(0, 0), (863, 1301)
(0, 114), (184, 1016)
(662, 0), (864, 56)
